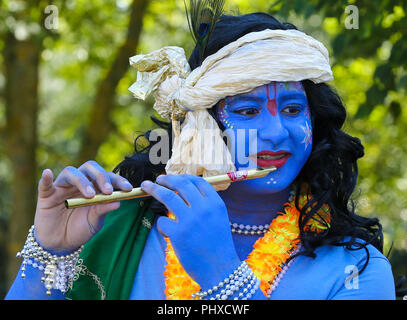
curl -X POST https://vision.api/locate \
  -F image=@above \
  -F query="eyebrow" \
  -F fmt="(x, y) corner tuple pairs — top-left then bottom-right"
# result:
(278, 91), (308, 103)
(227, 94), (265, 105)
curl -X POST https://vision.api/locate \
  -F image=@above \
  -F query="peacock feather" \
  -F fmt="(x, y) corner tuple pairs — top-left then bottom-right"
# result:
(184, 0), (226, 61)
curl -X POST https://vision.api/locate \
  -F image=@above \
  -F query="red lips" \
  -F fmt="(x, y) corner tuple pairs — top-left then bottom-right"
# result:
(250, 150), (291, 169)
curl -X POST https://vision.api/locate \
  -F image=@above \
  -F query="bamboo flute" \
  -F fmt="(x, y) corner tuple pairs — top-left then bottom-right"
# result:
(65, 166), (276, 209)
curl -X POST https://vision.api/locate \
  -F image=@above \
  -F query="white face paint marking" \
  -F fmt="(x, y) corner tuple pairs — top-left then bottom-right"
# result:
(301, 121), (312, 151)
(266, 177), (277, 185)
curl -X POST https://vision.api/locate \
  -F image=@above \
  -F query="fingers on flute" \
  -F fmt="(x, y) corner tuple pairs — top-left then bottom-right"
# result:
(177, 174), (217, 198)
(155, 174), (201, 205)
(107, 172), (133, 191)
(78, 161), (133, 194)
(140, 180), (188, 213)
(54, 166), (96, 198)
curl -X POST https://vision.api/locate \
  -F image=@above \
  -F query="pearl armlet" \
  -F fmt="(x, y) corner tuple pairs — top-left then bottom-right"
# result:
(16, 225), (83, 296)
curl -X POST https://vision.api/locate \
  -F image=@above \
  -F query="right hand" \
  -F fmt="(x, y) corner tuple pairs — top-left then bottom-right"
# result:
(34, 160), (134, 252)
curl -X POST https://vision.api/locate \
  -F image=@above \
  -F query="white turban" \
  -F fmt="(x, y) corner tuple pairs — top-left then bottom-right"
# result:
(129, 29), (333, 190)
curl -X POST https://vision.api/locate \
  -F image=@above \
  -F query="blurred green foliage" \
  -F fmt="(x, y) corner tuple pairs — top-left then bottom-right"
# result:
(0, 0), (406, 297)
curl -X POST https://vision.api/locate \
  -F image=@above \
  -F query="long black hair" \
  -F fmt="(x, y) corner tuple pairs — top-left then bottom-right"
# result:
(113, 12), (383, 270)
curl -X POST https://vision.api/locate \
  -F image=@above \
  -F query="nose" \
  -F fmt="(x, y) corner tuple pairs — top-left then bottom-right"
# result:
(258, 112), (289, 148)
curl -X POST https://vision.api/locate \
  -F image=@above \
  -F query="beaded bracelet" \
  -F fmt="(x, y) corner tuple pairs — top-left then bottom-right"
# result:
(211, 265), (252, 300)
(16, 225), (83, 295)
(212, 266), (260, 300)
(240, 276), (261, 300)
(192, 261), (248, 300)
(191, 261), (260, 300)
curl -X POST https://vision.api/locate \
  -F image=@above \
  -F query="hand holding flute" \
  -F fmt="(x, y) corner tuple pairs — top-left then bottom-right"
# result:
(34, 161), (134, 253)
(34, 160), (275, 253)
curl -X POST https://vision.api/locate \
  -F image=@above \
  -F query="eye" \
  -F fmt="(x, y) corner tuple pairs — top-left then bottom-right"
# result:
(282, 105), (301, 115)
(234, 107), (259, 116)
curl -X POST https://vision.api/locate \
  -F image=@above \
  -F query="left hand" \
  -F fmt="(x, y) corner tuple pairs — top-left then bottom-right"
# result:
(140, 174), (241, 289)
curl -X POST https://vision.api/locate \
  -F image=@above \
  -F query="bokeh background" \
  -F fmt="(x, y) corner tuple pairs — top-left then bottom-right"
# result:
(0, 0), (406, 298)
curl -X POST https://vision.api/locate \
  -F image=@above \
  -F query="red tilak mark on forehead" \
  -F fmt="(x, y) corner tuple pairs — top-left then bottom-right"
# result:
(266, 84), (277, 116)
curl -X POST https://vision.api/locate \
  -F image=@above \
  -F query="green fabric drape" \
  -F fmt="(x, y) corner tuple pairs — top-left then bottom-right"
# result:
(66, 198), (155, 300)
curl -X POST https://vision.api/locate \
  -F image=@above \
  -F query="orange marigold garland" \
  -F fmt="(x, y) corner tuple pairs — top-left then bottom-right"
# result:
(163, 189), (331, 300)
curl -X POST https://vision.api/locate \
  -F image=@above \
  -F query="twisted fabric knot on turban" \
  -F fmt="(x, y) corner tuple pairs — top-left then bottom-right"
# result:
(129, 46), (191, 120)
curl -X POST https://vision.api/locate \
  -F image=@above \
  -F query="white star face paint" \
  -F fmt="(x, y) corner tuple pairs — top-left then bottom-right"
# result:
(301, 121), (312, 151)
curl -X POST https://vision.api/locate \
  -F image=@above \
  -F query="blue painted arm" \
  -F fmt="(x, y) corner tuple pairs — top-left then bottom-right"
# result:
(5, 260), (66, 300)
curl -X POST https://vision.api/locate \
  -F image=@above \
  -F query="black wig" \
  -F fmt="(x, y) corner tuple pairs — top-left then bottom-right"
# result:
(113, 13), (384, 270)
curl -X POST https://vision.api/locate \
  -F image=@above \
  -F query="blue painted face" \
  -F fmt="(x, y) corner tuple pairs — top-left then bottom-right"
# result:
(216, 81), (312, 195)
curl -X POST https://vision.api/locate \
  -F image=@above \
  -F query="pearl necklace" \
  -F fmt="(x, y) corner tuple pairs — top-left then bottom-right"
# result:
(230, 222), (269, 235)
(230, 189), (296, 235)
